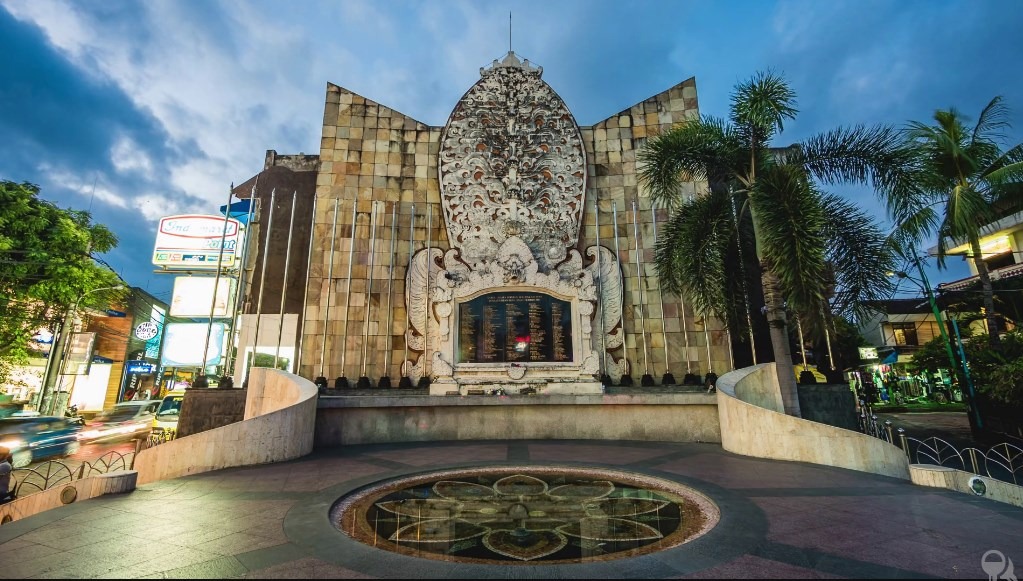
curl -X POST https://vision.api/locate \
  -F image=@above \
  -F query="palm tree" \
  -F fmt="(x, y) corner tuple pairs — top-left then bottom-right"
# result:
(892, 97), (1023, 347)
(640, 72), (906, 416)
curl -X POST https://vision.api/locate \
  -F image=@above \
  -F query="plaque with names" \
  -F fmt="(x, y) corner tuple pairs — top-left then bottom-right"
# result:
(457, 292), (573, 364)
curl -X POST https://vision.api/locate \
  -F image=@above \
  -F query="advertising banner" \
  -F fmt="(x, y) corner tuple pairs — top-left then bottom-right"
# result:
(161, 323), (226, 367)
(170, 276), (236, 318)
(152, 214), (243, 269)
(64, 332), (97, 375)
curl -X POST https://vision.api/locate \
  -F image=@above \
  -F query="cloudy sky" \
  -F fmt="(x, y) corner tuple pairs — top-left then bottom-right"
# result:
(2, 0), (1021, 300)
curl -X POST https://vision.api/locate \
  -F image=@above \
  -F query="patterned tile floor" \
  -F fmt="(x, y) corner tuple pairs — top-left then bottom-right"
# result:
(0, 440), (1020, 578)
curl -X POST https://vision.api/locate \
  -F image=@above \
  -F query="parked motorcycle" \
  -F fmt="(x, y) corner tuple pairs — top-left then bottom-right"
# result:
(64, 405), (85, 426)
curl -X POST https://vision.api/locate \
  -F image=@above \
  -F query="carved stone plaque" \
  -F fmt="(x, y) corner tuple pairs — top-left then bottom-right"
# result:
(457, 292), (573, 364)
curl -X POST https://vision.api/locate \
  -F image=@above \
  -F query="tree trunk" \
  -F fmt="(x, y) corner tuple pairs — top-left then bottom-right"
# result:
(762, 262), (801, 416)
(970, 235), (1001, 347)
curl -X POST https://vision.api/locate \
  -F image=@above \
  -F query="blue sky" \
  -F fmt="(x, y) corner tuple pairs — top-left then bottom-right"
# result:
(2, 0), (1021, 301)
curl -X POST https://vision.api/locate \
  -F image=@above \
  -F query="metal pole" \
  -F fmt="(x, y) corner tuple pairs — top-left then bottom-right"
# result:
(595, 198), (608, 374)
(611, 201), (630, 385)
(703, 316), (713, 374)
(320, 199), (339, 377)
(250, 188), (276, 377)
(402, 205), (416, 380)
(339, 200), (358, 381)
(360, 202), (379, 382)
(295, 194), (319, 374)
(796, 317), (808, 367)
(948, 313), (983, 429)
(274, 191), (298, 371)
(381, 202), (398, 388)
(200, 184), (233, 380)
(224, 190), (257, 377)
(822, 309), (835, 371)
(650, 206), (673, 379)
(631, 200), (650, 379)
(423, 203), (432, 381)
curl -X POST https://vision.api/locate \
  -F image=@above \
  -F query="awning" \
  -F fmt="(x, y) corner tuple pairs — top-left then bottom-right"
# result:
(219, 199), (253, 224)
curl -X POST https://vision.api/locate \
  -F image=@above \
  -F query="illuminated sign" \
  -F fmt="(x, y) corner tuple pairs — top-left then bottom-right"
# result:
(125, 360), (156, 374)
(161, 323), (226, 367)
(170, 276), (235, 318)
(153, 214), (243, 269)
(858, 347), (878, 360)
(978, 235), (1011, 257)
(135, 321), (159, 341)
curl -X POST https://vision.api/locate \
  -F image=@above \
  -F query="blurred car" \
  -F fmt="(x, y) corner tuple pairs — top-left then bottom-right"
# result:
(0, 417), (83, 468)
(79, 400), (160, 444)
(151, 392), (185, 440)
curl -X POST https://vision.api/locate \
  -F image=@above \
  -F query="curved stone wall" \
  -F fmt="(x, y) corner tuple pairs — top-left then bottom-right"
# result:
(134, 369), (317, 485)
(315, 393), (720, 446)
(717, 364), (910, 480)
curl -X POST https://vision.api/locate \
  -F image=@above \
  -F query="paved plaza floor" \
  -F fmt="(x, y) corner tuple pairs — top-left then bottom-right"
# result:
(0, 440), (1020, 578)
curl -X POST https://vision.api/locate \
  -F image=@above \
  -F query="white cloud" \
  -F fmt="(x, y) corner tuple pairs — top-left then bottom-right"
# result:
(37, 163), (129, 210)
(110, 135), (155, 179)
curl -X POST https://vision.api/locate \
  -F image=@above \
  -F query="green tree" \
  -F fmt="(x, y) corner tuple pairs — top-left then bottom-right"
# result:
(0, 181), (122, 385)
(891, 97), (1023, 347)
(640, 72), (908, 416)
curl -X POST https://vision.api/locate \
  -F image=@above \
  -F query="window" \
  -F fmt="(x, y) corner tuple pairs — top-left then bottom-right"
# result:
(891, 323), (919, 346)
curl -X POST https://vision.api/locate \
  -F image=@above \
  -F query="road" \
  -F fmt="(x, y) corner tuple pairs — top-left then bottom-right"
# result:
(14, 440), (138, 496)
(876, 411), (977, 450)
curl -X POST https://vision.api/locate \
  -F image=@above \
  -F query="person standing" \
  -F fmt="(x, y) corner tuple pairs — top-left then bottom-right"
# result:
(0, 446), (15, 504)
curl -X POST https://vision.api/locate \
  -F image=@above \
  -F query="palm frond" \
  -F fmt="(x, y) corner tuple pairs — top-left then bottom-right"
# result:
(638, 117), (744, 211)
(749, 164), (829, 326)
(654, 190), (733, 320)
(729, 70), (798, 146)
(793, 124), (914, 194)
(819, 193), (896, 320)
(972, 95), (1010, 144)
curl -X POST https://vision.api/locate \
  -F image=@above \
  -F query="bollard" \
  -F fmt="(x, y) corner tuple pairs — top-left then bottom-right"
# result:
(884, 420), (894, 442)
(898, 428), (909, 460)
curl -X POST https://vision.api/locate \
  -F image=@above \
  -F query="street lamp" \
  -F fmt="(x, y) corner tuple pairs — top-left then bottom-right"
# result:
(887, 259), (982, 429)
(38, 285), (126, 415)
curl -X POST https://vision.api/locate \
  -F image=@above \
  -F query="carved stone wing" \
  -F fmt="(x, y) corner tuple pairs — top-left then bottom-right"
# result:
(404, 248), (441, 352)
(586, 245), (623, 342)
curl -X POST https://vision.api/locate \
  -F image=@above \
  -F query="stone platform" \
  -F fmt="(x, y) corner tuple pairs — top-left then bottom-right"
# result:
(0, 440), (1019, 578)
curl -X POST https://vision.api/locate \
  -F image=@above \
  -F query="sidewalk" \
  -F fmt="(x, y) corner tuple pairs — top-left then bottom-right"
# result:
(0, 440), (1020, 578)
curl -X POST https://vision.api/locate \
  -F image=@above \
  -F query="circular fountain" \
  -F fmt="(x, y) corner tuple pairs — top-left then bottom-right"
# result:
(331, 466), (719, 564)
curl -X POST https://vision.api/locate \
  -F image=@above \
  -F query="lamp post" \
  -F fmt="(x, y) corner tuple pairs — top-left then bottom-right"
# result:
(38, 284), (125, 415)
(890, 259), (982, 429)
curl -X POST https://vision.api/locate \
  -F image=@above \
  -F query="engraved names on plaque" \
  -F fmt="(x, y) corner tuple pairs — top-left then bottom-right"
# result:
(457, 293), (573, 364)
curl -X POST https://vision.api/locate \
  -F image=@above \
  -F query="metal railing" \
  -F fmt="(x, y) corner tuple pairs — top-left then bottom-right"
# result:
(12, 449), (135, 497)
(858, 406), (1023, 486)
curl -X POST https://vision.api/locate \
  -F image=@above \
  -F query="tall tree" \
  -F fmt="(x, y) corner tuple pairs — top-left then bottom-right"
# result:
(640, 72), (906, 416)
(0, 181), (122, 385)
(891, 97), (1023, 347)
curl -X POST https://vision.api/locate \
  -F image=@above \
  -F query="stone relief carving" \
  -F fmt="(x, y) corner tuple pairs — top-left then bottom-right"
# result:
(401, 53), (628, 392)
(586, 245), (628, 383)
(439, 52), (586, 273)
(402, 247), (442, 382)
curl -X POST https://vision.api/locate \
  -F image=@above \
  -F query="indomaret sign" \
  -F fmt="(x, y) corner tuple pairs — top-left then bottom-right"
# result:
(152, 214), (243, 269)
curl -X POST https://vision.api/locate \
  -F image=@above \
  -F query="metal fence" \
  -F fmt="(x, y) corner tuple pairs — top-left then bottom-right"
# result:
(12, 450), (134, 497)
(859, 409), (1023, 486)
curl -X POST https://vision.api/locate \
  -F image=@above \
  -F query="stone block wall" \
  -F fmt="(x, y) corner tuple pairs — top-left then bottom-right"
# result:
(300, 77), (733, 385)
(177, 388), (246, 437)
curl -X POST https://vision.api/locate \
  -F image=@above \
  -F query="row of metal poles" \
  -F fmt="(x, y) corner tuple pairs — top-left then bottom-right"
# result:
(600, 198), (726, 386)
(232, 193), (730, 388)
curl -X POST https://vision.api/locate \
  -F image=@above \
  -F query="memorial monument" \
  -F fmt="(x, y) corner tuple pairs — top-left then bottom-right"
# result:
(299, 50), (733, 394)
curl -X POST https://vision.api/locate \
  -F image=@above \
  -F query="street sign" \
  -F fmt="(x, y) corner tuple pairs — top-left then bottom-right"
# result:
(858, 347), (878, 360)
(104, 309), (127, 317)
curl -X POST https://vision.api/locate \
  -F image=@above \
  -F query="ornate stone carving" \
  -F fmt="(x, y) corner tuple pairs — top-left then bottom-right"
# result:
(439, 52), (586, 272)
(586, 245), (628, 383)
